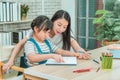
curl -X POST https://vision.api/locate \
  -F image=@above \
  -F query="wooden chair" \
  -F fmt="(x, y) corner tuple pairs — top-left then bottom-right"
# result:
(0, 62), (47, 80)
(0, 46), (47, 80)
(0, 61), (25, 80)
(0, 45), (25, 80)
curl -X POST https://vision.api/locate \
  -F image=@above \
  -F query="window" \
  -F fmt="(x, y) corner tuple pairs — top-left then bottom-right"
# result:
(77, 0), (103, 50)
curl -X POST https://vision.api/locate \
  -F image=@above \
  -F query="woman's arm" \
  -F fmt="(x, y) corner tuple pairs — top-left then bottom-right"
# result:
(55, 48), (85, 59)
(55, 48), (75, 56)
(71, 39), (85, 53)
(70, 39), (90, 59)
(2, 37), (27, 73)
(56, 48), (90, 60)
(9, 37), (28, 62)
(108, 45), (120, 50)
(2, 29), (33, 73)
(71, 38), (90, 59)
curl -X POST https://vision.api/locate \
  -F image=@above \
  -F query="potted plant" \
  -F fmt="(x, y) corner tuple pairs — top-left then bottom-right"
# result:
(93, 9), (120, 45)
(21, 4), (29, 20)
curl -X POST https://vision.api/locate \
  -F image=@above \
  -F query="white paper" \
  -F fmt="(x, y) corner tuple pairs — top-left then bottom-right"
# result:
(46, 57), (77, 66)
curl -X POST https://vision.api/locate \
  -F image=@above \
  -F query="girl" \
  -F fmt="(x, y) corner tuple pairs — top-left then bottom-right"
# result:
(3, 10), (90, 72)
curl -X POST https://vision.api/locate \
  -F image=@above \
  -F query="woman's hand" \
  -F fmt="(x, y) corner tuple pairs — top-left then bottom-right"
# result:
(107, 45), (120, 50)
(75, 52), (90, 60)
(52, 54), (64, 62)
(2, 60), (14, 74)
(81, 52), (90, 59)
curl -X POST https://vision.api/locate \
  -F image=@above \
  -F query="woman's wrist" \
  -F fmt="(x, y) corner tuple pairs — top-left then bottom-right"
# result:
(8, 59), (14, 63)
(8, 57), (15, 64)
(76, 50), (85, 54)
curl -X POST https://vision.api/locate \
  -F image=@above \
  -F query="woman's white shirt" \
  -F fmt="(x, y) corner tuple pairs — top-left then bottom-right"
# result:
(26, 29), (33, 39)
(47, 34), (63, 49)
(26, 29), (74, 49)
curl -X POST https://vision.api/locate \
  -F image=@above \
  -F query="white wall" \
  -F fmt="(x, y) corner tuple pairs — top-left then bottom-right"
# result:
(61, 0), (77, 37)
(0, 0), (61, 31)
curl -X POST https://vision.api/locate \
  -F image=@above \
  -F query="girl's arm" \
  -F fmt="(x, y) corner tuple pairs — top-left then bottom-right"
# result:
(27, 53), (63, 63)
(24, 40), (64, 64)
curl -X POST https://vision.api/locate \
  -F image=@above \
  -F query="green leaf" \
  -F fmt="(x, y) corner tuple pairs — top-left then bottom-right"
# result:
(93, 17), (103, 24)
(93, 9), (120, 41)
(113, 26), (120, 31)
(112, 35), (120, 40)
(96, 33), (105, 41)
(105, 18), (115, 26)
(95, 10), (107, 15)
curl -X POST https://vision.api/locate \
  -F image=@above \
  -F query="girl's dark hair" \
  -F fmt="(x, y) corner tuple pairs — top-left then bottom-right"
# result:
(31, 15), (53, 31)
(51, 10), (71, 50)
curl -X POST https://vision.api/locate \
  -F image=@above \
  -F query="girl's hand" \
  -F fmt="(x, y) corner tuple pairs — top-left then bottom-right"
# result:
(52, 54), (64, 62)
(2, 60), (14, 74)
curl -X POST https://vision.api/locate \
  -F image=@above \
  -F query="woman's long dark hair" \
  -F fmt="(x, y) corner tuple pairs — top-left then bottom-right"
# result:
(51, 10), (71, 50)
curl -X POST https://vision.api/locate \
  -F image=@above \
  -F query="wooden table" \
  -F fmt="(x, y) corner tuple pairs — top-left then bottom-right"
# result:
(24, 44), (120, 80)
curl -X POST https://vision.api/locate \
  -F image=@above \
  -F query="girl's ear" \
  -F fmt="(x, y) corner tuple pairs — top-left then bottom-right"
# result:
(34, 26), (38, 33)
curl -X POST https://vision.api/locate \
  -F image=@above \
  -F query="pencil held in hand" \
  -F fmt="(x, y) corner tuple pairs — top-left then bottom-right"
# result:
(74, 53), (83, 59)
(74, 53), (80, 57)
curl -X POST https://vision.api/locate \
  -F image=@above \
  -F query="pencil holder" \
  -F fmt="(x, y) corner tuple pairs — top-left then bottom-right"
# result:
(101, 56), (113, 69)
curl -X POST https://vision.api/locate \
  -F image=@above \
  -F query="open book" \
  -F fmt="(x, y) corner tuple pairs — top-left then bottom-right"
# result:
(46, 57), (77, 66)
(110, 50), (120, 59)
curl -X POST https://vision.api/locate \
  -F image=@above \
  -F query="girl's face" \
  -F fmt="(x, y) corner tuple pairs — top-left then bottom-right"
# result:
(35, 26), (50, 42)
(53, 18), (68, 35)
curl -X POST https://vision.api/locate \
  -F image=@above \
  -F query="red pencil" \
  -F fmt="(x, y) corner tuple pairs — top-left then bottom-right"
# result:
(73, 68), (92, 73)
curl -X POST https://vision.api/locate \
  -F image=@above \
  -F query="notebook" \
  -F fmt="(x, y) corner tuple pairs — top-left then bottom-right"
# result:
(110, 50), (120, 59)
(46, 57), (77, 66)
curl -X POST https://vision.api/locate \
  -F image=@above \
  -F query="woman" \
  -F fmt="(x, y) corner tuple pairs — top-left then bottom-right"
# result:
(24, 15), (80, 67)
(3, 10), (90, 73)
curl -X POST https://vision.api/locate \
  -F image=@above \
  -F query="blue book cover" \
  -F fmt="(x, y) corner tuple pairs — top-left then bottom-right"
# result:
(110, 50), (120, 59)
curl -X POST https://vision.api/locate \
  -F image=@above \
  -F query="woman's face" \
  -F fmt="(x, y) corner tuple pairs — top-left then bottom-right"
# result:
(52, 18), (68, 35)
